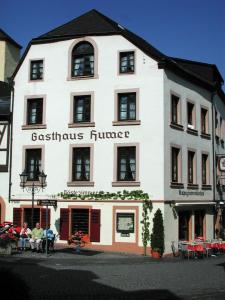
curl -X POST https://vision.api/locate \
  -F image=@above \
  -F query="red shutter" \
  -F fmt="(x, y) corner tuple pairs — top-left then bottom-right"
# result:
(90, 209), (101, 242)
(40, 208), (50, 229)
(60, 208), (69, 240)
(13, 208), (22, 227)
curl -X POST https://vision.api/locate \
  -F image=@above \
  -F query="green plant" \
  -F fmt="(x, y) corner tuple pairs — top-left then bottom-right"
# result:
(141, 199), (152, 256)
(151, 209), (164, 256)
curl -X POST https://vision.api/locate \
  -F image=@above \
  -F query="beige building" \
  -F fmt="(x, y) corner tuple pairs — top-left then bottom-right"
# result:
(0, 28), (21, 82)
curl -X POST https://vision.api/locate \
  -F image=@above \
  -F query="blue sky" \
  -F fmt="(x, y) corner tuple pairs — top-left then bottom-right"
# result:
(1, 0), (225, 88)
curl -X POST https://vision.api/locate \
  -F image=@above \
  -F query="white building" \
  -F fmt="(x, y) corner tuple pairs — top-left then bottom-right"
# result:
(2, 10), (225, 254)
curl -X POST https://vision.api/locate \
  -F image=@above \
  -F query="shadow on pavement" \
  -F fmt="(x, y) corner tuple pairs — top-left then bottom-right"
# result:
(0, 257), (183, 300)
(54, 247), (104, 256)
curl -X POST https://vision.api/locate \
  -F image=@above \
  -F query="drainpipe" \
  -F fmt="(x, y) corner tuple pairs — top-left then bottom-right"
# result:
(8, 79), (15, 203)
(211, 89), (217, 238)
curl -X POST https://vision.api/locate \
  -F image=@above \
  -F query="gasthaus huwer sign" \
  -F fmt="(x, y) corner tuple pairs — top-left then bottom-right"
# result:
(31, 130), (130, 142)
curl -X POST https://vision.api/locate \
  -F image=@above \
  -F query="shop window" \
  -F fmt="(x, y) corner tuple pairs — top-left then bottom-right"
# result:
(194, 210), (205, 238)
(116, 213), (134, 233)
(25, 149), (42, 181)
(73, 95), (91, 123)
(72, 147), (90, 181)
(71, 42), (94, 77)
(178, 211), (191, 241)
(117, 146), (136, 181)
(27, 98), (43, 125)
(30, 60), (43, 80)
(119, 51), (134, 74)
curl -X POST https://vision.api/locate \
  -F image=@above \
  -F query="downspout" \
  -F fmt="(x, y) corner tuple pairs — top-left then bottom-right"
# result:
(211, 90), (217, 238)
(8, 79), (15, 203)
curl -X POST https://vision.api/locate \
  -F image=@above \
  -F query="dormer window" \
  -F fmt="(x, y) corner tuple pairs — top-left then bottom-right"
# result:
(71, 42), (94, 77)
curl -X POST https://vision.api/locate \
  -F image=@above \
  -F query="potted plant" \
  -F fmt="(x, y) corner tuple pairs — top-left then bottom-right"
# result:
(151, 209), (165, 258)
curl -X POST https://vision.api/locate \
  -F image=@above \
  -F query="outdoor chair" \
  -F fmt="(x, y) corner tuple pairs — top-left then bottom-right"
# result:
(171, 241), (180, 257)
(179, 243), (195, 259)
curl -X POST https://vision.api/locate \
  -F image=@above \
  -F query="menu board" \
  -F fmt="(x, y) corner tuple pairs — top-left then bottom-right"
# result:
(116, 213), (134, 233)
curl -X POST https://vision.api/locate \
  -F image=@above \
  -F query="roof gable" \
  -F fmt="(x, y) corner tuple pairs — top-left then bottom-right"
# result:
(0, 28), (22, 49)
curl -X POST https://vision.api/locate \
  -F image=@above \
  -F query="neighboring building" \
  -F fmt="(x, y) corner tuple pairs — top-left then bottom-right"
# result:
(4, 10), (225, 253)
(0, 28), (21, 82)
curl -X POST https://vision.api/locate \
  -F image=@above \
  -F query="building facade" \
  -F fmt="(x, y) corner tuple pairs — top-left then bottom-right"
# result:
(2, 10), (225, 254)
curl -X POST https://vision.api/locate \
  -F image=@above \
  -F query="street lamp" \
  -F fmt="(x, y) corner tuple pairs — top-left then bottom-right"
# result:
(20, 170), (47, 228)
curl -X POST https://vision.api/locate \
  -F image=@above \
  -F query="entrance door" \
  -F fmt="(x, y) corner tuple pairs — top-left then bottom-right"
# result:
(178, 211), (191, 241)
(24, 208), (40, 228)
(71, 209), (89, 234)
(194, 210), (205, 238)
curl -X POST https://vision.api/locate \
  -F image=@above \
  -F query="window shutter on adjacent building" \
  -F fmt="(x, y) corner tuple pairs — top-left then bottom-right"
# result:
(40, 208), (50, 229)
(13, 208), (22, 227)
(60, 208), (69, 240)
(90, 209), (101, 242)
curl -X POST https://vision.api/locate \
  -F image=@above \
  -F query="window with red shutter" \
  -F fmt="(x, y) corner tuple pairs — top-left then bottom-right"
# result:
(13, 208), (22, 227)
(60, 208), (69, 240)
(90, 209), (101, 242)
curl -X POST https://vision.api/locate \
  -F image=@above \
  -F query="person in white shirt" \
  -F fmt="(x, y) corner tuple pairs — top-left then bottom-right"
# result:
(19, 222), (31, 250)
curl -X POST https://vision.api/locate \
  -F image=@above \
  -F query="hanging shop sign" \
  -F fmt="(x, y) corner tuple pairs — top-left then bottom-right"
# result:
(31, 130), (130, 142)
(37, 200), (57, 207)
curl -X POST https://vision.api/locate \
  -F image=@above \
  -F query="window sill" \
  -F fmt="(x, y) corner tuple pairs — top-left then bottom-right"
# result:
(186, 128), (198, 136)
(187, 184), (199, 190)
(200, 132), (211, 140)
(119, 71), (135, 75)
(28, 79), (44, 83)
(112, 181), (140, 187)
(170, 182), (184, 189)
(202, 184), (212, 190)
(22, 124), (47, 130)
(112, 120), (141, 126)
(170, 122), (184, 131)
(67, 75), (98, 81)
(67, 181), (94, 187)
(68, 122), (95, 128)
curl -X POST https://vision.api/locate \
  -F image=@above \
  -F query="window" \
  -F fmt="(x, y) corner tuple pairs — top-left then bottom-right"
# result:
(187, 102), (195, 129)
(171, 147), (180, 183)
(118, 93), (136, 121)
(72, 209), (89, 234)
(73, 95), (91, 123)
(188, 151), (195, 184)
(25, 149), (42, 181)
(117, 147), (136, 181)
(202, 154), (209, 185)
(30, 60), (43, 80)
(116, 213), (134, 233)
(0, 122), (9, 172)
(119, 51), (134, 74)
(27, 98), (43, 125)
(201, 108), (208, 134)
(71, 42), (94, 77)
(72, 147), (90, 181)
(171, 95), (180, 124)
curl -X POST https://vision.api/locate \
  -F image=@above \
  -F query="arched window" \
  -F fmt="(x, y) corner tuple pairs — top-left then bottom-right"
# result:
(71, 42), (94, 77)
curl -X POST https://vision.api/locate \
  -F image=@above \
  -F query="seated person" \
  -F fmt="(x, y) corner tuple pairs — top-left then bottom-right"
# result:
(42, 227), (55, 252)
(29, 223), (44, 252)
(19, 222), (31, 250)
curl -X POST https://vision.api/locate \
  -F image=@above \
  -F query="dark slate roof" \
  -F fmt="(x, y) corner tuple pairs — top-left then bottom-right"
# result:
(12, 9), (224, 95)
(0, 99), (10, 120)
(170, 57), (224, 86)
(0, 81), (11, 98)
(0, 28), (22, 49)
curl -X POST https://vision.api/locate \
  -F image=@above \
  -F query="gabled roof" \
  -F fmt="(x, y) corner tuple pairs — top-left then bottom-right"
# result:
(0, 28), (22, 49)
(12, 9), (224, 95)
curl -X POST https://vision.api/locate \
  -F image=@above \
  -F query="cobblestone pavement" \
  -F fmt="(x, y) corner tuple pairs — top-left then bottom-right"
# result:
(0, 246), (225, 299)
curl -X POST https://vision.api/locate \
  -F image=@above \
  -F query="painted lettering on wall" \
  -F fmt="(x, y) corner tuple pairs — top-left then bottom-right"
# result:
(178, 190), (205, 196)
(31, 130), (130, 142)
